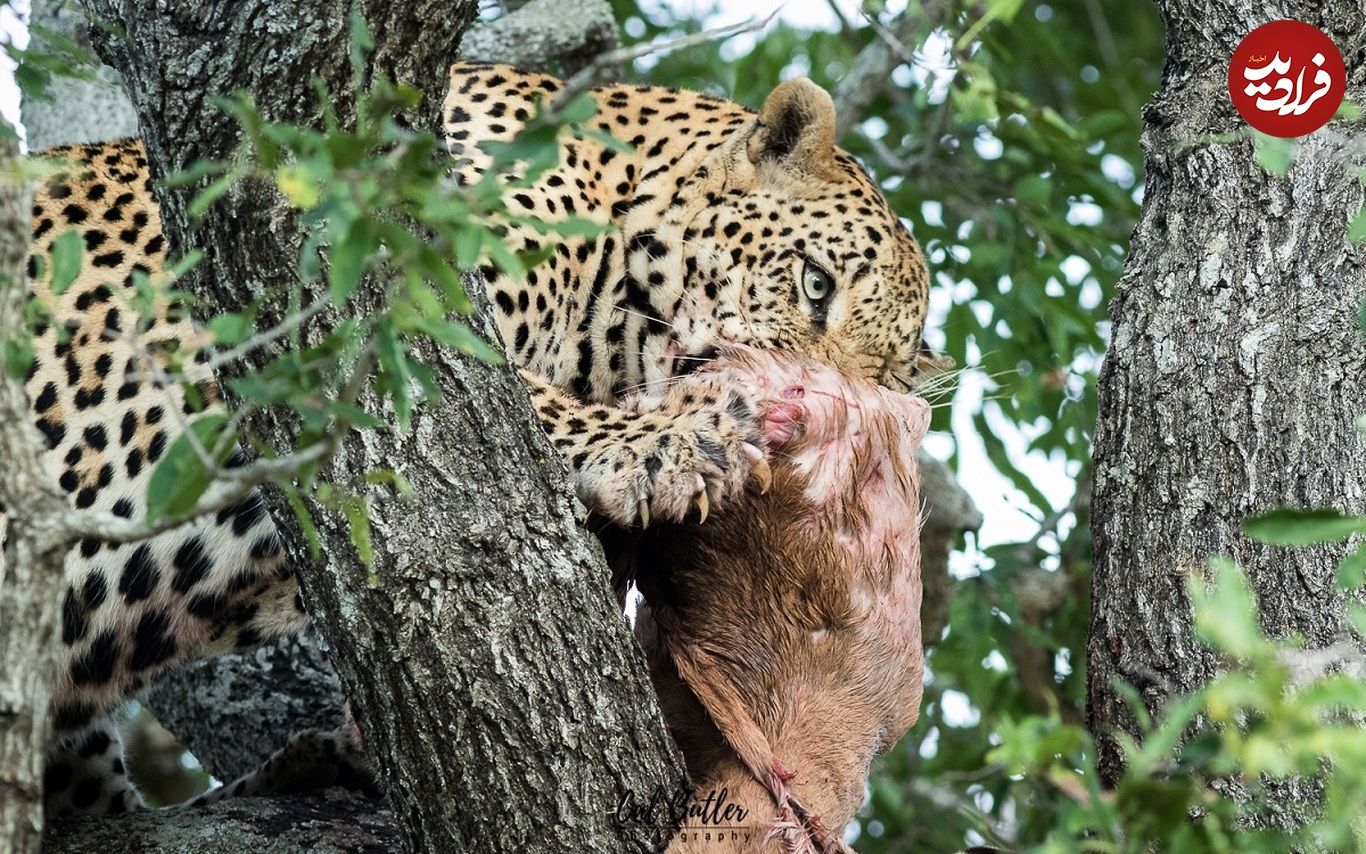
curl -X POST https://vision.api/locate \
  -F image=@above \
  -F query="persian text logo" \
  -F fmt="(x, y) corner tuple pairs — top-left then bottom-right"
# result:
(1228, 20), (1345, 138)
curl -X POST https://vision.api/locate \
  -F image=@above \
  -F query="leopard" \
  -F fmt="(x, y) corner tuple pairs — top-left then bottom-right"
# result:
(5, 62), (933, 817)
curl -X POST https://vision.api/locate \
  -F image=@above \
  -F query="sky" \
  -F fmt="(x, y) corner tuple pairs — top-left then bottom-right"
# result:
(0, 0), (1079, 565)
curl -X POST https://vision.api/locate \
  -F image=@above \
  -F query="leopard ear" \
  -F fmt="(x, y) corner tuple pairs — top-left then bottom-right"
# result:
(749, 77), (837, 179)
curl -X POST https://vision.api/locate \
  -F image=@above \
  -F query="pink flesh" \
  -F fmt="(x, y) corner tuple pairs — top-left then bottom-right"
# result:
(711, 346), (931, 574)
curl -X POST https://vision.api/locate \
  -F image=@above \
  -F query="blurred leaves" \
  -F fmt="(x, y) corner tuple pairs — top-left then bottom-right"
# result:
(8, 14), (609, 572)
(1244, 507), (1364, 547)
(978, 559), (1366, 853)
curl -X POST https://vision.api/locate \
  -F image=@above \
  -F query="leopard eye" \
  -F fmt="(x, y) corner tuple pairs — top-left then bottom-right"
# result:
(801, 259), (834, 303)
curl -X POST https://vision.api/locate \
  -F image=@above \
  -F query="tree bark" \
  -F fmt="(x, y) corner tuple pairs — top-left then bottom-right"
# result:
(36, 0), (626, 786)
(0, 138), (65, 854)
(46, 792), (398, 853)
(142, 634), (345, 782)
(79, 1), (685, 851)
(1088, 0), (1366, 830)
(21, 1), (138, 151)
(458, 0), (618, 74)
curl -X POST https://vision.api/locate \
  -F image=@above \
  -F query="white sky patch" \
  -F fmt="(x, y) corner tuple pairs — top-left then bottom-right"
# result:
(1102, 152), (1135, 187)
(1080, 278), (1103, 310)
(921, 199), (944, 227)
(1067, 198), (1104, 226)
(860, 114), (889, 140)
(918, 725), (940, 758)
(1060, 255), (1091, 285)
(973, 132), (1004, 160)
(939, 689), (981, 727)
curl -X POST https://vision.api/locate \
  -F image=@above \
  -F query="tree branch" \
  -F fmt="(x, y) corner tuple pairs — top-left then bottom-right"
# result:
(832, 2), (956, 140)
(458, 0), (619, 75)
(47, 792), (398, 853)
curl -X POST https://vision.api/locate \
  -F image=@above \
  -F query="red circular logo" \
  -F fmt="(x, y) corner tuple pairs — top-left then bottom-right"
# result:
(1228, 20), (1345, 138)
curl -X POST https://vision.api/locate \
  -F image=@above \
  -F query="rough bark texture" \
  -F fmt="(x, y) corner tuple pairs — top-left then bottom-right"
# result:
(1088, 0), (1366, 829)
(78, 1), (685, 851)
(459, 0), (618, 74)
(21, 1), (138, 151)
(47, 792), (397, 853)
(0, 139), (64, 854)
(105, 0), (620, 784)
(142, 634), (345, 782)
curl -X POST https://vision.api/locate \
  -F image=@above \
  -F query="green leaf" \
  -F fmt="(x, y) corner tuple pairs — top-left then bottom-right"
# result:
(1347, 602), (1366, 638)
(1252, 131), (1295, 177)
(1013, 174), (1051, 209)
(160, 158), (230, 189)
(557, 92), (598, 124)
(481, 122), (562, 179)
(207, 311), (253, 345)
(1078, 110), (1131, 140)
(1244, 507), (1365, 546)
(328, 219), (378, 302)
(516, 245), (556, 271)
(364, 469), (414, 500)
(145, 413), (231, 522)
(1335, 544), (1366, 590)
(453, 226), (482, 269)
(189, 172), (238, 218)
(375, 318), (415, 427)
(275, 162), (321, 209)
(1191, 557), (1262, 658)
(284, 487), (322, 560)
(577, 126), (634, 153)
(957, 0), (1026, 49)
(956, 64), (999, 124)
(47, 230), (82, 295)
(341, 495), (374, 567)
(3, 338), (34, 381)
(420, 317), (505, 363)
(1349, 205), (1366, 244)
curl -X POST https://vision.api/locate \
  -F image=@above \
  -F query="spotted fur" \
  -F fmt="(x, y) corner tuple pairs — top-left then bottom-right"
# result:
(6, 65), (930, 815)
(447, 64), (931, 524)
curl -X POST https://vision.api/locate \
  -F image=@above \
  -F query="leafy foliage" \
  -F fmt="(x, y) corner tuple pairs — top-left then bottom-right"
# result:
(604, 0), (1161, 848)
(6, 13), (614, 565)
(990, 557), (1366, 853)
(148, 29), (621, 553)
(610, 1), (1366, 850)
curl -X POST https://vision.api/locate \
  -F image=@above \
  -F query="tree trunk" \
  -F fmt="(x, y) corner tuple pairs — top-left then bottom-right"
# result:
(79, 1), (685, 851)
(0, 138), (66, 854)
(22, 0), (327, 794)
(1088, 0), (1366, 830)
(19, 0), (628, 788)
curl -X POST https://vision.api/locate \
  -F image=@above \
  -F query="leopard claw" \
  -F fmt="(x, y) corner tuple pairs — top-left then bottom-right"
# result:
(638, 499), (651, 528)
(693, 474), (709, 523)
(743, 443), (771, 495)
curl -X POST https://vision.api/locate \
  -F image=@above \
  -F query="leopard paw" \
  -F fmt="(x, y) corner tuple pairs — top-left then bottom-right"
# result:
(576, 373), (770, 527)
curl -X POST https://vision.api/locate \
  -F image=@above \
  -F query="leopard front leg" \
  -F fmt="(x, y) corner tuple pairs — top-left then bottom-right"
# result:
(522, 371), (771, 526)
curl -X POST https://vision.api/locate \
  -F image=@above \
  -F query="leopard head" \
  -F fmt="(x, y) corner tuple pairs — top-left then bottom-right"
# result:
(639, 78), (936, 395)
